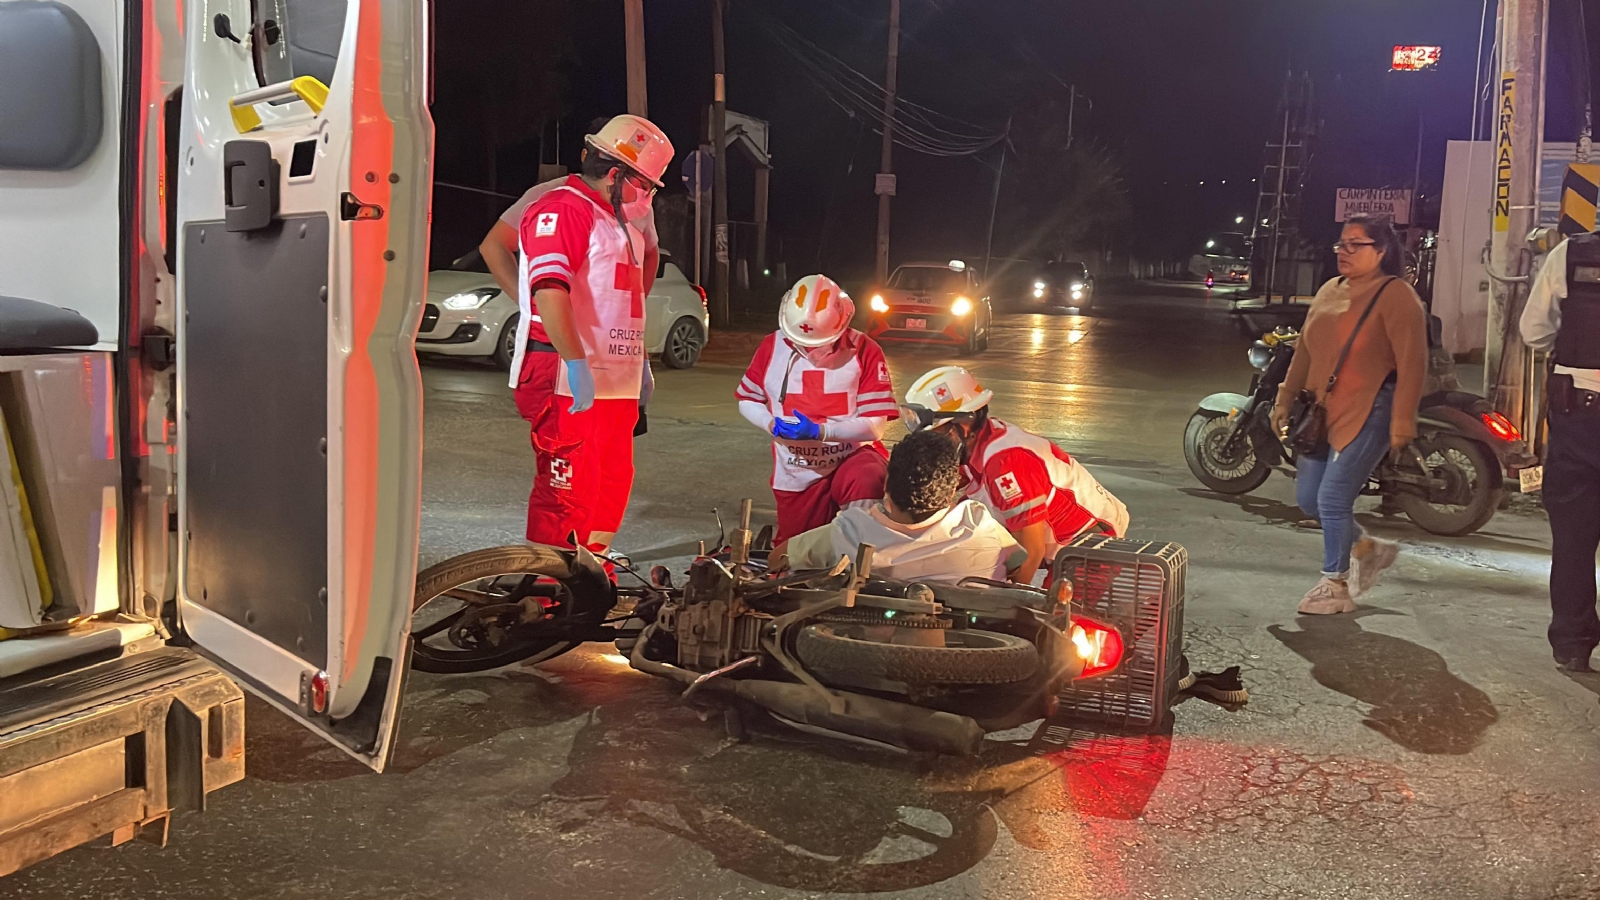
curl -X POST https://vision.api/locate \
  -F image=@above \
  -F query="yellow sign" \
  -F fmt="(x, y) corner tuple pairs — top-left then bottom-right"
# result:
(1494, 73), (1514, 232)
(1559, 163), (1599, 236)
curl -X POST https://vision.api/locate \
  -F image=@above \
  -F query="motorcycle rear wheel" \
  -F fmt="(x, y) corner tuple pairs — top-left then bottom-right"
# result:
(795, 624), (1039, 686)
(1394, 434), (1503, 537)
(1184, 410), (1271, 494)
(410, 545), (598, 673)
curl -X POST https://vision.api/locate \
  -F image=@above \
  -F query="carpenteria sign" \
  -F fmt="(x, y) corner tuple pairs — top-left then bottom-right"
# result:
(1335, 188), (1413, 225)
(1391, 45), (1442, 71)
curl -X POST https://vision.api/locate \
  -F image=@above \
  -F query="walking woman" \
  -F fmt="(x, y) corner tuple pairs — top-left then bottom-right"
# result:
(1271, 215), (1428, 614)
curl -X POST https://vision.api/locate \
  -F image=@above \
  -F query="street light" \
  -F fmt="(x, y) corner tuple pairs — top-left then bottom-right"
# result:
(1235, 216), (1245, 225)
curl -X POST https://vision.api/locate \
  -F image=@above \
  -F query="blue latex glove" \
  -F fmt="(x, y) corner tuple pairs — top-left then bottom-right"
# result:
(772, 410), (822, 441)
(639, 360), (655, 408)
(565, 359), (596, 413)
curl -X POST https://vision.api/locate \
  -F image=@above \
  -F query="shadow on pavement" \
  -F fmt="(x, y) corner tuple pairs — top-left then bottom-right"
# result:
(1268, 609), (1499, 755)
(1181, 486), (1307, 528)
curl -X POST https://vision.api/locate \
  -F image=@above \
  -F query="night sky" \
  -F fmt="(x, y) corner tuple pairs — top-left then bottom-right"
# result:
(430, 0), (1593, 282)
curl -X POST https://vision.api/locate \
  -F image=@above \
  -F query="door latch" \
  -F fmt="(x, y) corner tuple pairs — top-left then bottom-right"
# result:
(340, 192), (385, 221)
(223, 140), (279, 232)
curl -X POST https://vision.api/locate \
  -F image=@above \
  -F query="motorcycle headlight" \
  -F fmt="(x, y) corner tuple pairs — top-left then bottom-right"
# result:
(442, 288), (499, 311)
(1248, 341), (1272, 370)
(951, 296), (973, 316)
(1070, 282), (1085, 292)
(1033, 281), (1047, 290)
(1032, 287), (1046, 298)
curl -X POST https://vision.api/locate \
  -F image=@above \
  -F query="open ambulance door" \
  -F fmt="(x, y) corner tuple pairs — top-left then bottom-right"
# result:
(173, 0), (432, 772)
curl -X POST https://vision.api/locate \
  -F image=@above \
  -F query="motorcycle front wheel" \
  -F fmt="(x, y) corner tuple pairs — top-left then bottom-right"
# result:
(410, 545), (604, 673)
(1393, 434), (1503, 537)
(1183, 410), (1272, 494)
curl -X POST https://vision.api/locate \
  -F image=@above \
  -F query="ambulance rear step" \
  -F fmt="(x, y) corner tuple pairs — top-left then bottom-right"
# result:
(0, 647), (244, 876)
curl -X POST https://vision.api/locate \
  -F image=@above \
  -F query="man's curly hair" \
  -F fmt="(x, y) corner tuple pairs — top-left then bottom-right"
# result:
(886, 430), (962, 518)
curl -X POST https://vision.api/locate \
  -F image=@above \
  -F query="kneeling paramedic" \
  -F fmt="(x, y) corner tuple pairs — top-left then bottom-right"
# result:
(901, 366), (1130, 584)
(515, 115), (673, 553)
(1520, 229), (1600, 673)
(770, 429), (1024, 584)
(736, 275), (899, 543)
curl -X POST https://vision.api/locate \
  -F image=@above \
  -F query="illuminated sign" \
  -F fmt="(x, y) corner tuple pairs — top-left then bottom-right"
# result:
(1336, 189), (1412, 225)
(1391, 46), (1442, 71)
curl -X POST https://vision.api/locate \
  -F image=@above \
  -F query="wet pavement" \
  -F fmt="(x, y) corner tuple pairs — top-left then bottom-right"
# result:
(8, 282), (1600, 899)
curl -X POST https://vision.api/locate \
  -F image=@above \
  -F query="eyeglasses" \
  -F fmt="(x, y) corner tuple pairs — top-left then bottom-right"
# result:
(623, 171), (658, 197)
(1333, 240), (1377, 254)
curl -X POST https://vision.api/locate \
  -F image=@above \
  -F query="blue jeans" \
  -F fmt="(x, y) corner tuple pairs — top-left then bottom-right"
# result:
(1296, 383), (1394, 578)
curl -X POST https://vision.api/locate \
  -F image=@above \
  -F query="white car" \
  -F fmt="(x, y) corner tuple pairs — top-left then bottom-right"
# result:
(420, 250), (711, 369)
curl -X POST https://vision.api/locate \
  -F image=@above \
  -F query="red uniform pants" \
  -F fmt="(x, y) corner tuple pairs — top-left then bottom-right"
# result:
(772, 445), (889, 543)
(516, 351), (637, 550)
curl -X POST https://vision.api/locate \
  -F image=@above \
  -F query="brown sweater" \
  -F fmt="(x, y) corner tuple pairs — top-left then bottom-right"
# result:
(1276, 275), (1428, 451)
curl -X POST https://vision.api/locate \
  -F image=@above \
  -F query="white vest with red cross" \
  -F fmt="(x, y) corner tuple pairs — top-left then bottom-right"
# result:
(509, 184), (646, 400)
(965, 418), (1130, 555)
(738, 334), (896, 492)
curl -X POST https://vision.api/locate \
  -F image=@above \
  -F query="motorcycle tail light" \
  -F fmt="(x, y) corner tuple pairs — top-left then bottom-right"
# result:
(1481, 411), (1521, 442)
(1070, 615), (1124, 679)
(310, 670), (329, 714)
(692, 283), (708, 309)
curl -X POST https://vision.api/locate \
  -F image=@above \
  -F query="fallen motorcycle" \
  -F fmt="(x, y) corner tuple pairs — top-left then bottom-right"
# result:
(408, 502), (1127, 755)
(1183, 326), (1534, 536)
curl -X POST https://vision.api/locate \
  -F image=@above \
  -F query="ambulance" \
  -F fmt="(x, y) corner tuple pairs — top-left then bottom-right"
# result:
(0, 0), (430, 873)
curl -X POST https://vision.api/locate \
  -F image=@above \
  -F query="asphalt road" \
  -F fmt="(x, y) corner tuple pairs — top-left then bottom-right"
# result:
(8, 282), (1598, 900)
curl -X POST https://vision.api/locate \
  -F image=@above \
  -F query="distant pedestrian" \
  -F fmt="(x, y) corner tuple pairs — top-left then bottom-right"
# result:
(1519, 229), (1600, 673)
(1271, 215), (1428, 614)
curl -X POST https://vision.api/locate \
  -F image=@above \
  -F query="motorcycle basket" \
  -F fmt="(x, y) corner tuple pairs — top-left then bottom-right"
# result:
(1053, 536), (1186, 732)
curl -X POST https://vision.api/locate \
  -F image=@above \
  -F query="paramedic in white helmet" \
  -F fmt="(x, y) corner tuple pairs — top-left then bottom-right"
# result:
(736, 275), (899, 542)
(901, 365), (1130, 584)
(515, 114), (673, 554)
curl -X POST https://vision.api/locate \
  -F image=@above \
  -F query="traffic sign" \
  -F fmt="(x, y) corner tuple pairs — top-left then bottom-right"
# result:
(682, 149), (713, 196)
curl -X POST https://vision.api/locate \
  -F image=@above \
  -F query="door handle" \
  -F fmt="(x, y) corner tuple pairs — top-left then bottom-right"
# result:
(223, 140), (279, 232)
(229, 75), (329, 134)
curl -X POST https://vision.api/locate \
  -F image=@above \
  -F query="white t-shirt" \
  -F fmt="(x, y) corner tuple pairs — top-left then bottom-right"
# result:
(500, 178), (658, 247)
(783, 500), (1025, 584)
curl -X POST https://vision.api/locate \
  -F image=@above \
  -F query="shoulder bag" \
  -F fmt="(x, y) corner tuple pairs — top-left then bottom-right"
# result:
(1284, 276), (1396, 457)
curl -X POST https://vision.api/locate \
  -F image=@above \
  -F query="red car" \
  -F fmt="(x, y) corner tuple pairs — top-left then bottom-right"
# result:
(867, 261), (994, 354)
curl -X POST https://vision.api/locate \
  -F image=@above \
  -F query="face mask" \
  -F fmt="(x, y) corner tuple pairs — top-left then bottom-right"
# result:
(620, 179), (654, 225)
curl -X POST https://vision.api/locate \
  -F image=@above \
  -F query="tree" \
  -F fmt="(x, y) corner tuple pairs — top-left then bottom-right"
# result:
(996, 86), (1133, 264)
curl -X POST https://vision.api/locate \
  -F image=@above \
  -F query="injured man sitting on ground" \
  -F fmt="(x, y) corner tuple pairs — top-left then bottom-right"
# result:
(770, 429), (1025, 584)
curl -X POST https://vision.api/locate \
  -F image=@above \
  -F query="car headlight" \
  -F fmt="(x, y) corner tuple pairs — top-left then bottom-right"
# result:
(1033, 281), (1047, 290)
(1071, 289), (1084, 300)
(951, 296), (973, 316)
(1248, 341), (1272, 370)
(442, 289), (499, 311)
(870, 294), (889, 313)
(1070, 282), (1084, 292)
(1032, 287), (1046, 299)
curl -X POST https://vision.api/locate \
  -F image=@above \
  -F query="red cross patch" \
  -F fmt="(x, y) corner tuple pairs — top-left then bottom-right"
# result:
(550, 457), (573, 490)
(613, 262), (645, 318)
(783, 369), (850, 419)
(995, 471), (1022, 502)
(535, 212), (559, 237)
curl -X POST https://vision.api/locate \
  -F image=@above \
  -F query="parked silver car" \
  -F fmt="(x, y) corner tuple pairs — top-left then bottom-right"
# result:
(420, 250), (711, 369)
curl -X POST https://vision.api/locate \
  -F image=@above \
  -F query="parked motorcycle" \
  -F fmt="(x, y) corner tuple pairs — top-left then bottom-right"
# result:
(1183, 327), (1532, 537)
(407, 502), (1126, 755)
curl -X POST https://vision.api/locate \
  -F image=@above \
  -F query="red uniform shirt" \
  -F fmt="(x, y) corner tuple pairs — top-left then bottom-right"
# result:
(962, 418), (1130, 552)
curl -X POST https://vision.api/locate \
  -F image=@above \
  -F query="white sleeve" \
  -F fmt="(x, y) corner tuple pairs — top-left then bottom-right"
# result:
(784, 523), (843, 571)
(1520, 240), (1567, 351)
(740, 399), (775, 434)
(820, 415), (890, 443)
(498, 181), (556, 228)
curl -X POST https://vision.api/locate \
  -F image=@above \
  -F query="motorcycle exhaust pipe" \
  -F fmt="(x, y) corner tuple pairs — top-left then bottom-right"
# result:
(716, 679), (986, 757)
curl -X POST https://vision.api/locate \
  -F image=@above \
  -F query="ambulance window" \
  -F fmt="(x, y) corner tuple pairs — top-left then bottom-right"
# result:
(250, 0), (345, 90)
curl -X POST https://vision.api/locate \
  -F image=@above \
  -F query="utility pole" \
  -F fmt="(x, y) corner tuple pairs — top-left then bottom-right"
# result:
(982, 122), (1011, 280)
(874, 0), (900, 284)
(1485, 0), (1546, 433)
(709, 0), (730, 326)
(624, 0), (647, 116)
(1265, 107), (1291, 304)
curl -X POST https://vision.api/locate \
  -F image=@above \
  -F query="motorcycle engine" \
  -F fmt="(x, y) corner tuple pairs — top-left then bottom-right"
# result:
(657, 557), (769, 671)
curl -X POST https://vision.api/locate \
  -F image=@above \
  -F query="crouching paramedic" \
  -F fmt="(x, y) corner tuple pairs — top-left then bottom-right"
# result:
(902, 366), (1130, 583)
(770, 429), (1024, 584)
(515, 115), (674, 552)
(736, 275), (898, 542)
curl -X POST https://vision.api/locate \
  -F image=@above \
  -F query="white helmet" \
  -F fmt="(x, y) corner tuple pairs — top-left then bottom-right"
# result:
(586, 115), (674, 187)
(778, 275), (855, 348)
(902, 366), (993, 430)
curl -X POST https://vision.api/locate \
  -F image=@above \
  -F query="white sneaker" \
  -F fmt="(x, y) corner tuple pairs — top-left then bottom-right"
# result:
(1297, 577), (1356, 615)
(1352, 539), (1399, 597)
